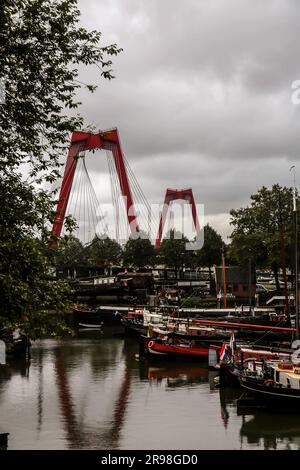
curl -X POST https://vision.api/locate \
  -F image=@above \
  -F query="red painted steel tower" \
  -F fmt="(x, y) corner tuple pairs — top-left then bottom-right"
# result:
(155, 188), (200, 249)
(50, 128), (139, 246)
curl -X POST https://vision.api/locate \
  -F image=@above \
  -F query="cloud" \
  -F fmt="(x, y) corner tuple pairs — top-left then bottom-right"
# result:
(68, 0), (300, 240)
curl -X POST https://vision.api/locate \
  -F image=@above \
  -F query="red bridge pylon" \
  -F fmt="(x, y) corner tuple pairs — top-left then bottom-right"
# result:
(50, 128), (139, 247)
(155, 188), (200, 250)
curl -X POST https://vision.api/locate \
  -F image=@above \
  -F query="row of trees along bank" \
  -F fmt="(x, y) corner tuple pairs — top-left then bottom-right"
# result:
(50, 225), (224, 282)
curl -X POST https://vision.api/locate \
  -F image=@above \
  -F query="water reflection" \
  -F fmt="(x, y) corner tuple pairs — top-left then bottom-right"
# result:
(139, 360), (209, 389)
(0, 358), (29, 448)
(52, 336), (131, 449)
(37, 349), (43, 433)
(1, 335), (300, 449)
(218, 386), (242, 430)
(0, 358), (29, 382)
(239, 408), (300, 450)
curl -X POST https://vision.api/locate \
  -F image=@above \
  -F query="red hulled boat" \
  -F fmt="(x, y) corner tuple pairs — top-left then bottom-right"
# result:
(146, 337), (209, 359)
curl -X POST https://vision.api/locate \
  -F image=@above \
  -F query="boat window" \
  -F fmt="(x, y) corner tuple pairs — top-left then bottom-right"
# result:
(151, 316), (160, 324)
(275, 370), (280, 383)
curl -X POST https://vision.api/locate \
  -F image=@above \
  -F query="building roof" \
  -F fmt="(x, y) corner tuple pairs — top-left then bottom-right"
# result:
(214, 266), (256, 285)
(266, 295), (294, 305)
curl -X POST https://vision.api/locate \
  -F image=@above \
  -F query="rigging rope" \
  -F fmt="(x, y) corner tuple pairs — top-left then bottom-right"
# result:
(123, 154), (159, 239)
(57, 141), (155, 246)
(62, 155), (106, 244)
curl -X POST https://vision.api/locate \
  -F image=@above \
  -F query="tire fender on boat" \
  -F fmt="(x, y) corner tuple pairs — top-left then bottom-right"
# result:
(148, 341), (154, 349)
(263, 379), (274, 386)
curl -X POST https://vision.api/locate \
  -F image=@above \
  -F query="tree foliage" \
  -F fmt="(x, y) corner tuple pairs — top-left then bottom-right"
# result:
(123, 232), (155, 269)
(229, 184), (298, 291)
(0, 0), (121, 335)
(53, 235), (85, 270)
(1, 0), (121, 179)
(196, 224), (223, 269)
(158, 230), (192, 271)
(87, 236), (122, 268)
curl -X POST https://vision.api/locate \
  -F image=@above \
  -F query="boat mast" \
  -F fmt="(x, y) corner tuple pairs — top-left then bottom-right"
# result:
(290, 166), (299, 339)
(248, 257), (252, 312)
(294, 185), (299, 339)
(222, 245), (227, 309)
(278, 194), (289, 318)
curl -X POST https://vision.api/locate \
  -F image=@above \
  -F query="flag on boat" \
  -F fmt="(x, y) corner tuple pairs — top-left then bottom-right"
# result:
(220, 342), (231, 363)
(229, 332), (236, 354)
(220, 343), (226, 360)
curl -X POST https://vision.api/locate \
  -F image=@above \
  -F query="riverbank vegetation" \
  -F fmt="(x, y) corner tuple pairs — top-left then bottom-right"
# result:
(0, 0), (121, 336)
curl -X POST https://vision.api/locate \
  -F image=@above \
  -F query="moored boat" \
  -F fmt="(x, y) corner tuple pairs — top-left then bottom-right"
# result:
(78, 322), (103, 329)
(239, 359), (300, 403)
(121, 308), (152, 336)
(211, 334), (294, 386)
(149, 316), (295, 344)
(73, 305), (127, 326)
(143, 336), (209, 360)
(0, 327), (30, 358)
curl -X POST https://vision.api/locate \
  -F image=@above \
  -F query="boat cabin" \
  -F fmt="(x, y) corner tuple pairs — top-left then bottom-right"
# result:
(272, 363), (300, 389)
(244, 358), (300, 390)
(143, 311), (163, 327)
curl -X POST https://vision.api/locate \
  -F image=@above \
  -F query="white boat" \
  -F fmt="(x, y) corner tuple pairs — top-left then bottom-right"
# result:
(78, 322), (103, 329)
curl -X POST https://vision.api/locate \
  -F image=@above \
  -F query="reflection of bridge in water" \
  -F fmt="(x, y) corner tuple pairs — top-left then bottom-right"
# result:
(52, 339), (214, 448)
(52, 338), (134, 449)
(0, 339), (220, 449)
(0, 338), (134, 449)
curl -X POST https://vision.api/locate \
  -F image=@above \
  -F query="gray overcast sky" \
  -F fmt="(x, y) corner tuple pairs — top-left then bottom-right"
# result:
(74, 0), (300, 241)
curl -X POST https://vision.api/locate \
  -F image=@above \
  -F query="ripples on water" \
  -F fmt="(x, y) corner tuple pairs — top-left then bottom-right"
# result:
(0, 330), (300, 450)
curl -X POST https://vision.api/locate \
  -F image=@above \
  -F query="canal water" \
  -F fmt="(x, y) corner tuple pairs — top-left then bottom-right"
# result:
(0, 330), (300, 450)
